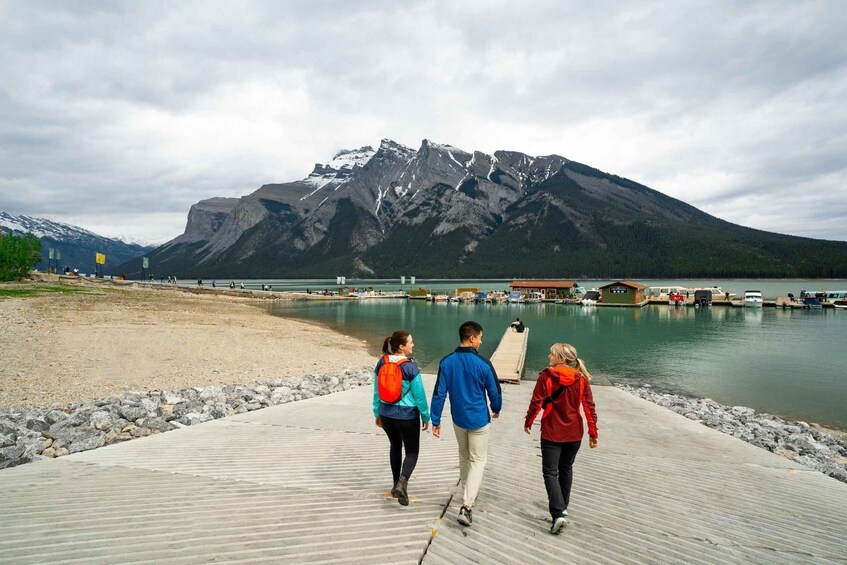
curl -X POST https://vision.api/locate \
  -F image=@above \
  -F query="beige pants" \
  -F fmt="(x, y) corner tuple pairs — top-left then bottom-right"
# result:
(453, 423), (490, 508)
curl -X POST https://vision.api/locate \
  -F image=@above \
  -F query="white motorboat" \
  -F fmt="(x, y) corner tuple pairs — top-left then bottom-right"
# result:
(523, 291), (544, 304)
(743, 290), (764, 308)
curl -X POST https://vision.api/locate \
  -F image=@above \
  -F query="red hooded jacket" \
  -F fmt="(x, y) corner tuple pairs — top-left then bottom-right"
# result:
(524, 365), (598, 442)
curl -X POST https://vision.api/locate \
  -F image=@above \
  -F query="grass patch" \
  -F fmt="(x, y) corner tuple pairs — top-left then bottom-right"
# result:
(0, 284), (94, 298)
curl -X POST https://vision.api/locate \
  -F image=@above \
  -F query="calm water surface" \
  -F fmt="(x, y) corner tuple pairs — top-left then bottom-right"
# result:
(268, 281), (847, 430)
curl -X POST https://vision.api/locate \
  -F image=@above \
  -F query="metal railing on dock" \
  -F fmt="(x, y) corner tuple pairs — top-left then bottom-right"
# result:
(490, 327), (528, 384)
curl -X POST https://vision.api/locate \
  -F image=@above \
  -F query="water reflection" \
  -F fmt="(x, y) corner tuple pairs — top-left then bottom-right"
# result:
(270, 300), (847, 428)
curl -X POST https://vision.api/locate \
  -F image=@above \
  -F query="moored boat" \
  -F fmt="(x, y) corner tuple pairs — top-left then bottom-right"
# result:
(581, 290), (600, 306)
(743, 290), (764, 308)
(668, 291), (686, 306)
(523, 291), (544, 304)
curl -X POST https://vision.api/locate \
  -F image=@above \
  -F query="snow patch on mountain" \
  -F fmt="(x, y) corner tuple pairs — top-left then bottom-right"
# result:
(0, 211), (99, 241)
(327, 146), (376, 170)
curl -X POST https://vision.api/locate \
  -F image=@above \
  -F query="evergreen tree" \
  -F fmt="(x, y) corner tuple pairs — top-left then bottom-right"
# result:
(0, 231), (42, 281)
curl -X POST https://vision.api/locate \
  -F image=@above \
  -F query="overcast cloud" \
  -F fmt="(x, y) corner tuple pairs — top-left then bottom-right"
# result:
(1, 0), (846, 243)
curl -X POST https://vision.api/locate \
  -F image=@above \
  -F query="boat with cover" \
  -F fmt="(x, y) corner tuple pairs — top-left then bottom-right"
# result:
(687, 286), (735, 301)
(743, 290), (764, 308)
(581, 290), (600, 306)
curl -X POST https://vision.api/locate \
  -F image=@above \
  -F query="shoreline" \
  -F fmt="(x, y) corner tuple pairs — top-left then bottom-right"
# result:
(619, 384), (847, 483)
(0, 278), (374, 410)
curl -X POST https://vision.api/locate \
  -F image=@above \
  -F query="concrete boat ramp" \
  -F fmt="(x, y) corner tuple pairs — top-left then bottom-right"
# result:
(2, 377), (846, 564)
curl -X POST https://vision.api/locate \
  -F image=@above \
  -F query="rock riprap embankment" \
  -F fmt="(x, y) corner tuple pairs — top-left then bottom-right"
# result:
(0, 369), (372, 470)
(619, 384), (847, 483)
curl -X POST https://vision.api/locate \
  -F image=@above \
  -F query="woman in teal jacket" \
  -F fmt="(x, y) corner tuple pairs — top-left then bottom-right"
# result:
(373, 331), (430, 506)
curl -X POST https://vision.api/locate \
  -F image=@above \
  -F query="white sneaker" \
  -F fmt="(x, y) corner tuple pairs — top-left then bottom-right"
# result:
(550, 516), (567, 534)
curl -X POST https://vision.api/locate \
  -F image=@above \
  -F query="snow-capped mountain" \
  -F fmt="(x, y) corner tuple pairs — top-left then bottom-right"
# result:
(116, 139), (847, 278)
(0, 212), (101, 242)
(0, 212), (154, 274)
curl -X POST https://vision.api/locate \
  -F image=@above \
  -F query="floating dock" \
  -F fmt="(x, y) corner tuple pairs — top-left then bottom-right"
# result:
(2, 376), (845, 563)
(490, 327), (529, 384)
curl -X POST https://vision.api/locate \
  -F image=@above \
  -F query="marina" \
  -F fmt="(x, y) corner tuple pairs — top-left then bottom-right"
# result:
(269, 284), (847, 431)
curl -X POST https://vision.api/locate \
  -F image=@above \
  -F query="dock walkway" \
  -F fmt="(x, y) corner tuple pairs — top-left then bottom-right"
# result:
(489, 327), (529, 384)
(2, 377), (846, 564)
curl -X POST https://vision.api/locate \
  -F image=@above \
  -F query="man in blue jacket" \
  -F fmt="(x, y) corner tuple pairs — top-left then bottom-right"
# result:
(431, 321), (502, 527)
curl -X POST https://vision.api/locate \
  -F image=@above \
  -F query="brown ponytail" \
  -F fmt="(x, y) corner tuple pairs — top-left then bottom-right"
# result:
(382, 330), (411, 355)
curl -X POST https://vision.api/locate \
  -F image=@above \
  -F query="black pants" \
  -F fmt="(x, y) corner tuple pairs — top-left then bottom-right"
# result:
(381, 416), (421, 484)
(540, 438), (581, 518)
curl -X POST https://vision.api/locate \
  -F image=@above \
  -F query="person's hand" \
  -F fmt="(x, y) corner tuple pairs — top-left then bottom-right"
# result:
(492, 412), (500, 419)
(432, 425), (441, 438)
(524, 426), (531, 435)
(375, 417), (382, 428)
(589, 437), (598, 448)
(422, 421), (429, 431)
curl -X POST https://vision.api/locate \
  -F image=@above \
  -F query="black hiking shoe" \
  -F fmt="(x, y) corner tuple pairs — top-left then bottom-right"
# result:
(391, 476), (409, 506)
(457, 505), (472, 526)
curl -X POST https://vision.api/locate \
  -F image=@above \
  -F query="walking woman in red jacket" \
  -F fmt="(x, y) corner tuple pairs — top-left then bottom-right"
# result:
(524, 343), (598, 534)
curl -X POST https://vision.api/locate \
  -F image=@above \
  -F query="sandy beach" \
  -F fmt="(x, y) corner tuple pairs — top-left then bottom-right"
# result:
(0, 279), (374, 409)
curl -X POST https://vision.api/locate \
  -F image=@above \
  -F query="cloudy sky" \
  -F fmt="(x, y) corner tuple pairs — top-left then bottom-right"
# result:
(1, 1), (846, 244)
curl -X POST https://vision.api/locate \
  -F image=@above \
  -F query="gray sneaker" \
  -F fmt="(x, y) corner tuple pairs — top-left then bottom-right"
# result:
(550, 515), (567, 534)
(457, 505), (473, 526)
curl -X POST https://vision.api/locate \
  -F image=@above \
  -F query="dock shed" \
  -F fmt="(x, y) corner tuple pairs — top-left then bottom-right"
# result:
(599, 280), (649, 307)
(509, 280), (578, 300)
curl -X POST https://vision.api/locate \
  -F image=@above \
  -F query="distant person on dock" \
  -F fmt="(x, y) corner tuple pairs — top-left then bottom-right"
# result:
(431, 321), (502, 527)
(240, 282), (244, 290)
(524, 343), (598, 535)
(373, 331), (430, 506)
(511, 318), (525, 333)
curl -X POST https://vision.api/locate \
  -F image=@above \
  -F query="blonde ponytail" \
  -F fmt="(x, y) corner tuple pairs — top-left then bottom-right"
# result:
(548, 343), (592, 380)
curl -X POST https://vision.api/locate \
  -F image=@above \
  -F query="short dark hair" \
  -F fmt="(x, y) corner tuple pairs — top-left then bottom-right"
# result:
(459, 321), (483, 342)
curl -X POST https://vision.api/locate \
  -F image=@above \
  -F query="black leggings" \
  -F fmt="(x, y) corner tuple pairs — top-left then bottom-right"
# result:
(541, 438), (581, 518)
(380, 416), (421, 484)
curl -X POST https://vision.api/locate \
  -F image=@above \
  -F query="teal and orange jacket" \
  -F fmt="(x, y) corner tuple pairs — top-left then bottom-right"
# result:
(372, 356), (431, 423)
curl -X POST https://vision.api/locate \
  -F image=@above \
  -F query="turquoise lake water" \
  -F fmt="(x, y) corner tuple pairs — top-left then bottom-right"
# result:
(265, 279), (847, 430)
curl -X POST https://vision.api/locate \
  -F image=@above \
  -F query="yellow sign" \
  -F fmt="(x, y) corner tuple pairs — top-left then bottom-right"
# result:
(95, 253), (106, 265)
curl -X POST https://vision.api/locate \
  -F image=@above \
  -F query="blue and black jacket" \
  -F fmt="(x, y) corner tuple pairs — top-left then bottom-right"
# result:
(431, 346), (502, 429)
(372, 356), (431, 422)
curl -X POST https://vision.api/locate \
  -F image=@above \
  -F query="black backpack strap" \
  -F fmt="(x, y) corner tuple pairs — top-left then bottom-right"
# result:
(542, 380), (568, 409)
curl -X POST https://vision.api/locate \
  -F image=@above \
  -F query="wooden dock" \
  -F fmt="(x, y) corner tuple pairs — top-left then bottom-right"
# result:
(490, 327), (528, 384)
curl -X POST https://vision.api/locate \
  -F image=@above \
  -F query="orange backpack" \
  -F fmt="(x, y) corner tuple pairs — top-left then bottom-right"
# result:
(377, 355), (411, 403)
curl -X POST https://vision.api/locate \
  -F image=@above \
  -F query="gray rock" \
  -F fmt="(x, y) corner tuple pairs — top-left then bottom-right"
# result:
(180, 412), (213, 426)
(118, 405), (147, 422)
(199, 386), (225, 403)
(0, 419), (18, 436)
(89, 411), (116, 431)
(67, 430), (106, 454)
(17, 431), (46, 458)
(140, 397), (162, 416)
(0, 433), (15, 448)
(161, 391), (187, 405)
(45, 410), (68, 425)
(139, 417), (175, 433)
